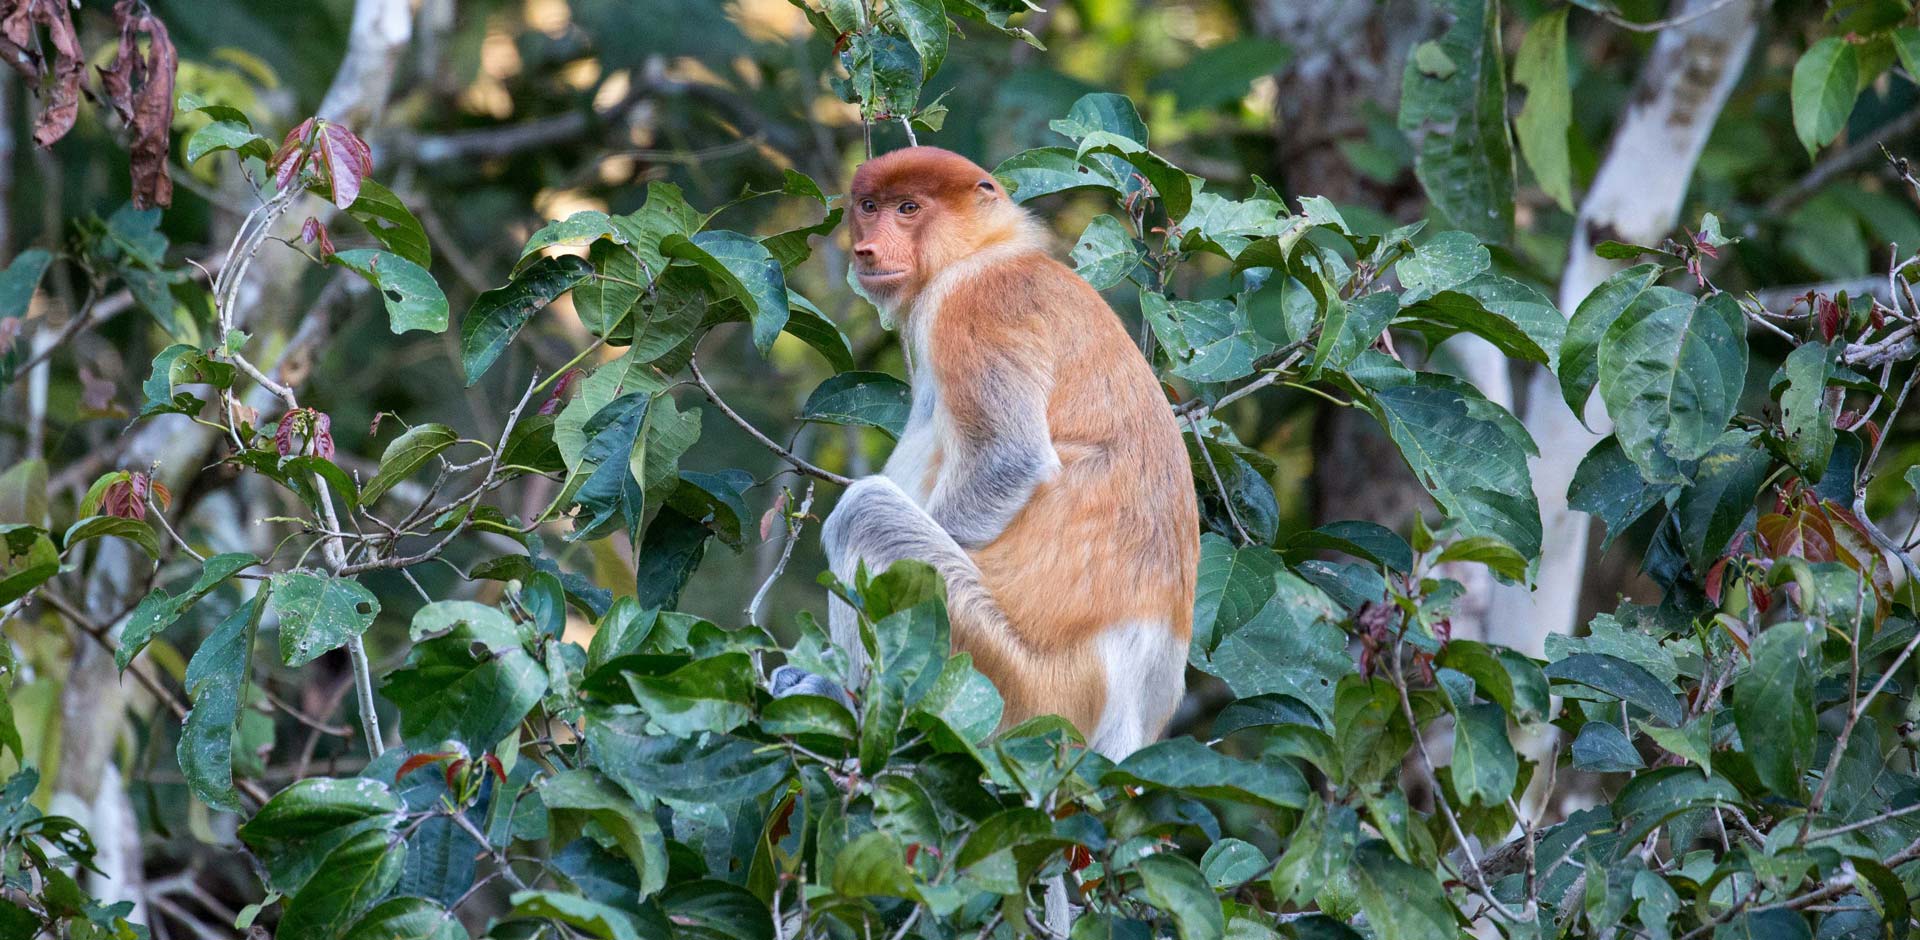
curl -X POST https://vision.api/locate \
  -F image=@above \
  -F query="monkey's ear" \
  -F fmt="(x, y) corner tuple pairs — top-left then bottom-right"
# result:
(977, 178), (996, 193)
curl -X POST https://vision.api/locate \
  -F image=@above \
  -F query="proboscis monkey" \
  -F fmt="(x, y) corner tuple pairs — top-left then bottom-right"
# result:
(805, 146), (1199, 760)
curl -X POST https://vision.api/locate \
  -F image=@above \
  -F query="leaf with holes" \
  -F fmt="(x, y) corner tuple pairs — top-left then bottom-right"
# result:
(178, 594), (263, 811)
(461, 254), (594, 385)
(329, 249), (448, 335)
(269, 570), (380, 667)
(800, 371), (912, 439)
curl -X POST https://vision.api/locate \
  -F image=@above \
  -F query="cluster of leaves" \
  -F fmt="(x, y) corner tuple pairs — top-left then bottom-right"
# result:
(3, 1), (1920, 939)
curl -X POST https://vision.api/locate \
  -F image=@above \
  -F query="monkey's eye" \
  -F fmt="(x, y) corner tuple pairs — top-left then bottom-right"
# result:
(860, 199), (878, 213)
(897, 201), (920, 216)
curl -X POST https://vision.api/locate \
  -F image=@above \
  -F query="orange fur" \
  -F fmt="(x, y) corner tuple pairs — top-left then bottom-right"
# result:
(848, 147), (1199, 741)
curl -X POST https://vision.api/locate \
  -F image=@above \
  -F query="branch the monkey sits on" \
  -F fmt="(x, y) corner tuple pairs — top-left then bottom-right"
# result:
(774, 147), (1199, 762)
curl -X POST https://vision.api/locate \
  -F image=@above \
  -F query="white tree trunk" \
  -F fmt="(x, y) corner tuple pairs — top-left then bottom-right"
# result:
(1480, 0), (1762, 655)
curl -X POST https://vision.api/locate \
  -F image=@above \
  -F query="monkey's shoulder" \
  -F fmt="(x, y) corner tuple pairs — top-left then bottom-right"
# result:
(931, 249), (1105, 328)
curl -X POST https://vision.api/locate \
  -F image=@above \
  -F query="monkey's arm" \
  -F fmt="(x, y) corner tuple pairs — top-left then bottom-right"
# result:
(925, 339), (1056, 550)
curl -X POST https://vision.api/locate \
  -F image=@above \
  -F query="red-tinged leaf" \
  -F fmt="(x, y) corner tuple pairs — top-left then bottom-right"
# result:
(1817, 295), (1843, 343)
(538, 369), (582, 417)
(315, 122), (372, 210)
(760, 490), (790, 542)
(1066, 845), (1092, 872)
(483, 753), (506, 783)
(274, 411), (299, 457)
(1705, 556), (1730, 605)
(443, 759), (467, 790)
(270, 118), (315, 191)
(395, 752), (456, 782)
(311, 411), (334, 459)
(1749, 581), (1771, 616)
(904, 843), (921, 865)
(150, 479), (172, 511)
(301, 217), (336, 258)
(101, 472), (152, 521)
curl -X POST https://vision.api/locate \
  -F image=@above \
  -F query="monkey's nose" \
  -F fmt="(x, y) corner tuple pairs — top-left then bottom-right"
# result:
(853, 242), (877, 261)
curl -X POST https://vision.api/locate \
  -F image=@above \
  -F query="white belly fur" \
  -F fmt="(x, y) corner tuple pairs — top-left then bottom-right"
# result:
(1090, 621), (1187, 758)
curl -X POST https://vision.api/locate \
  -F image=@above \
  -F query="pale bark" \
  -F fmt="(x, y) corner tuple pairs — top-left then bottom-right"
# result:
(1481, 0), (1762, 656)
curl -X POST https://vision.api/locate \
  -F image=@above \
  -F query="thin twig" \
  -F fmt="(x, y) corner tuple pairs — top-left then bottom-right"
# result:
(687, 355), (852, 487)
(1184, 410), (1254, 545)
(746, 482), (816, 628)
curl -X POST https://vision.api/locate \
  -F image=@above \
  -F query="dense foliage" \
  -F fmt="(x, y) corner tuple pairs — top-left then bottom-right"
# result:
(1, 1), (1919, 939)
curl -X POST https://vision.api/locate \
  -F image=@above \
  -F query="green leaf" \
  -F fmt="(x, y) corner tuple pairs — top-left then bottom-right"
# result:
(460, 254), (594, 386)
(60, 514), (159, 558)
(1107, 736), (1309, 809)
(1569, 435), (1673, 551)
(238, 777), (404, 895)
(1200, 839), (1268, 889)
(623, 651), (756, 737)
(1196, 568), (1350, 725)
(329, 249), (449, 335)
(279, 829), (408, 940)
(269, 570), (379, 667)
(1544, 652), (1683, 727)
(1071, 214), (1142, 290)
(841, 30), (922, 116)
(1190, 535), (1283, 654)
(1146, 292), (1276, 384)
(1074, 131), (1194, 218)
(1733, 622), (1817, 797)
(1136, 854), (1225, 940)
(1397, 0), (1514, 242)
(1435, 534), (1529, 581)
(570, 392), (650, 545)
(362, 423), (459, 505)
(541, 769), (668, 900)
(1270, 799), (1359, 906)
(1352, 360), (1542, 561)
(340, 897), (465, 940)
(1561, 263), (1663, 420)
(139, 344), (234, 418)
(1450, 702), (1517, 807)
(585, 714), (788, 804)
(908, 653), (1004, 750)
(799, 371), (912, 439)
(516, 211), (623, 271)
(993, 147), (1121, 203)
(507, 891), (643, 940)
(178, 594), (263, 811)
(1051, 93), (1149, 144)
(1670, 431), (1770, 573)
(1350, 840), (1455, 940)
(383, 614), (549, 751)
(1614, 767), (1741, 843)
(185, 119), (271, 164)
(833, 830), (918, 899)
(1570, 720), (1643, 772)
(117, 555), (257, 670)
(0, 249), (51, 322)
(1394, 231), (1489, 298)
(1791, 37), (1859, 160)
(783, 295), (855, 371)
(1395, 274), (1563, 366)
(0, 525), (56, 605)
(1598, 289), (1747, 484)
(336, 178), (432, 269)
(667, 231), (790, 355)
(1512, 8), (1572, 211)
(1773, 341), (1837, 480)
(891, 0), (950, 78)
(1287, 520), (1414, 574)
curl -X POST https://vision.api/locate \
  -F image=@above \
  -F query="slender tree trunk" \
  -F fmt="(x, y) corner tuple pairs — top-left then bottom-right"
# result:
(1480, 0), (1762, 656)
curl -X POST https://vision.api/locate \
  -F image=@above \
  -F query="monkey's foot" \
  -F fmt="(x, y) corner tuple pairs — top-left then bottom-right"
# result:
(768, 665), (856, 711)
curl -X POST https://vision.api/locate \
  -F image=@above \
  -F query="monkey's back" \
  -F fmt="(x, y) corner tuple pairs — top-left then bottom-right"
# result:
(951, 254), (1200, 656)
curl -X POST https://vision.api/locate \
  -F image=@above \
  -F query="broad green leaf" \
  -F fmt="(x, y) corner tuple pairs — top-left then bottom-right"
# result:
(516, 211), (623, 271)
(1732, 622), (1817, 797)
(760, 693), (857, 738)
(1598, 289), (1747, 484)
(1791, 38), (1859, 160)
(329, 249), (449, 335)
(1613, 767), (1741, 844)
(1287, 520), (1414, 574)
(993, 147), (1122, 203)
(1050, 93), (1149, 144)
(361, 423), (459, 504)
(1637, 716), (1711, 772)
(891, 0), (949, 77)
(541, 769), (669, 900)
(507, 891), (643, 940)
(1145, 292), (1276, 384)
(1512, 8), (1572, 210)
(178, 595), (263, 811)
(1352, 359), (1542, 561)
(1569, 435), (1672, 550)
(799, 371), (911, 439)
(1200, 839), (1268, 889)
(622, 651), (756, 737)
(569, 392), (650, 545)
(269, 570), (380, 667)
(1435, 534), (1529, 581)
(0, 525), (57, 604)
(61, 514), (160, 558)
(1561, 263), (1663, 419)
(782, 295), (855, 371)
(841, 30), (922, 117)
(665, 231), (789, 355)
(833, 830), (918, 899)
(239, 777), (404, 896)
(585, 714), (788, 804)
(1197, 570), (1350, 724)
(1773, 341), (1837, 480)
(1394, 231), (1489, 298)
(1450, 701), (1517, 807)
(279, 829), (408, 940)
(339, 179), (432, 269)
(1547, 607), (1681, 685)
(340, 897), (465, 940)
(185, 119), (271, 164)
(1137, 854), (1225, 940)
(1350, 841), (1455, 940)
(383, 615), (549, 751)
(908, 653), (1004, 750)
(460, 254), (594, 385)
(1671, 431), (1769, 573)
(1395, 273), (1563, 366)
(1071, 214), (1141, 290)
(1544, 652), (1683, 727)
(1189, 534), (1282, 655)
(139, 343), (234, 418)
(1074, 131), (1194, 218)
(1270, 799), (1359, 906)
(1397, 0), (1514, 242)
(1570, 720), (1643, 772)
(1107, 737), (1310, 809)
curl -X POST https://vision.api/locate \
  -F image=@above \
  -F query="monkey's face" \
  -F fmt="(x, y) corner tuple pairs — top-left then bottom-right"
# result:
(848, 146), (1009, 311)
(849, 193), (933, 301)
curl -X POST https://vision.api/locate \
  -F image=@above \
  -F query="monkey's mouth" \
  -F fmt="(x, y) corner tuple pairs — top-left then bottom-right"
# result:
(855, 269), (908, 285)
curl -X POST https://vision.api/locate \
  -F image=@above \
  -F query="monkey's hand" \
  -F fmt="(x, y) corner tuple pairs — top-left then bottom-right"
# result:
(768, 664), (856, 711)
